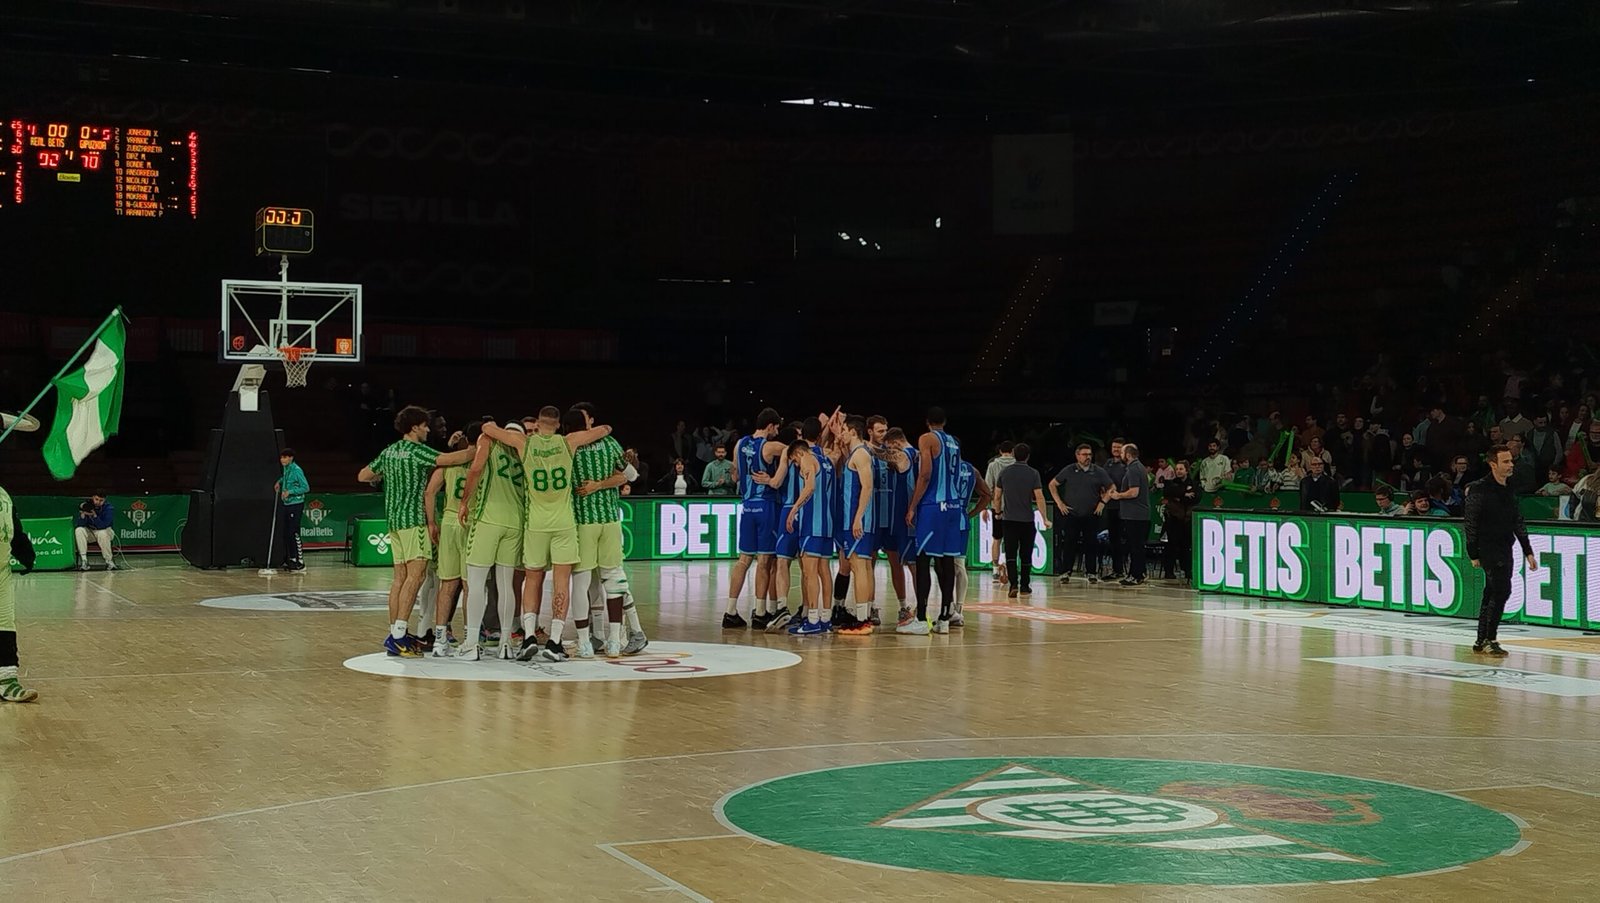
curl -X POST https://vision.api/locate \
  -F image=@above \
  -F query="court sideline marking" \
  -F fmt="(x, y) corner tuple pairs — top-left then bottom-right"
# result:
(1, 732), (1592, 868)
(596, 835), (737, 903)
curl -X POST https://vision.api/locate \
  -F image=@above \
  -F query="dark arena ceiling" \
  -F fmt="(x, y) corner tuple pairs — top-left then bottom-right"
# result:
(1, 0), (1597, 126)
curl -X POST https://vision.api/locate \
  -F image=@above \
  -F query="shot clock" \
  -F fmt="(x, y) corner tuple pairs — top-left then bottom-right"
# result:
(255, 206), (314, 255)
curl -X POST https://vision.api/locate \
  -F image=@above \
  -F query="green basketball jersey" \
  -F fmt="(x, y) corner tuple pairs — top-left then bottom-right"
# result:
(368, 438), (440, 531)
(473, 441), (526, 529)
(522, 432), (577, 533)
(572, 435), (624, 525)
(439, 463), (469, 529)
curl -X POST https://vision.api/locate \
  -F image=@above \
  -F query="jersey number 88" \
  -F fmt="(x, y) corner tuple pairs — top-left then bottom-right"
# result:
(530, 467), (569, 492)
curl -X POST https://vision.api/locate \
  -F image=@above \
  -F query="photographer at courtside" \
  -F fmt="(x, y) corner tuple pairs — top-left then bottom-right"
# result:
(74, 492), (116, 572)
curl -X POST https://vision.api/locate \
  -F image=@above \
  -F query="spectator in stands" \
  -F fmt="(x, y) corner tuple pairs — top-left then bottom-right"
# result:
(668, 420), (692, 463)
(1462, 422), (1489, 466)
(1194, 440), (1232, 493)
(1425, 477), (1454, 516)
(1398, 430), (1417, 466)
(1400, 452), (1432, 492)
(1527, 412), (1563, 476)
(1299, 458), (1339, 512)
(1152, 457), (1175, 489)
(1330, 417), (1357, 485)
(1572, 467), (1600, 521)
(623, 447), (650, 496)
(701, 445), (735, 496)
(1301, 435), (1334, 473)
(1277, 455), (1304, 491)
(1565, 420), (1600, 481)
(657, 458), (700, 496)
(1448, 455), (1472, 509)
(1426, 405), (1466, 469)
(1364, 419), (1396, 489)
(1256, 410), (1284, 457)
(1470, 395), (1498, 433)
(74, 492), (116, 571)
(1252, 456), (1279, 494)
(1537, 468), (1572, 498)
(1498, 398), (1532, 440)
(1160, 460), (1197, 582)
(1298, 415), (1324, 449)
(1227, 415), (1252, 455)
(1405, 489), (1443, 517)
(1566, 403), (1592, 445)
(1374, 488), (1404, 516)
(1411, 409), (1431, 452)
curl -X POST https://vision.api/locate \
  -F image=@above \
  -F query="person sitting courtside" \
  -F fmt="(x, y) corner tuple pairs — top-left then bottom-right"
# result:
(74, 492), (116, 571)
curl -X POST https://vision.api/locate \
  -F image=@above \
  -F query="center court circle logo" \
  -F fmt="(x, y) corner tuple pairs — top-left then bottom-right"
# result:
(715, 757), (1523, 886)
(200, 591), (389, 612)
(343, 641), (799, 683)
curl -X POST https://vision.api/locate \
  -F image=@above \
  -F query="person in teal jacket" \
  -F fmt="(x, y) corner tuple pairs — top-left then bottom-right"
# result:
(276, 447), (310, 570)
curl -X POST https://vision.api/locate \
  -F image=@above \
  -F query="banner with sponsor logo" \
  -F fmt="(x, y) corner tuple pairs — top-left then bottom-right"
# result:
(10, 493), (383, 552)
(346, 497), (1055, 572)
(9, 517), (76, 572)
(1194, 509), (1600, 629)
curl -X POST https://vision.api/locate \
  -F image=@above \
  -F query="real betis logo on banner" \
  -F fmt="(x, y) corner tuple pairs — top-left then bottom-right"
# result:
(1197, 515), (1312, 599)
(717, 758), (1522, 886)
(128, 500), (150, 527)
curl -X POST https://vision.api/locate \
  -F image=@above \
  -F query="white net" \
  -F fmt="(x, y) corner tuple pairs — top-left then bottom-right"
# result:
(280, 347), (315, 388)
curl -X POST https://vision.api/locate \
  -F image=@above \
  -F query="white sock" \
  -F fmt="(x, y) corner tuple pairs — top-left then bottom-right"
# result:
(577, 624), (591, 650)
(464, 573), (490, 645)
(622, 595), (642, 632)
(521, 612), (539, 639)
(726, 596), (740, 615)
(433, 625), (446, 642)
(494, 566), (515, 643)
(391, 620), (408, 640)
(550, 619), (565, 644)
(855, 602), (870, 620)
(416, 571), (439, 634)
(0, 666), (17, 680)
(608, 622), (623, 646)
(811, 606), (823, 624)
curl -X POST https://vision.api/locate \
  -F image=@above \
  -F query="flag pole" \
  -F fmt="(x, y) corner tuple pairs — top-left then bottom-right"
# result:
(0, 307), (125, 449)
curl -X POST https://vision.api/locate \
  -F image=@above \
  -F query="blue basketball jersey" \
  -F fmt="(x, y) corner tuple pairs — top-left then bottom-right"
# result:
(871, 445), (893, 532)
(923, 428), (963, 507)
(796, 445), (836, 537)
(736, 434), (774, 503)
(955, 461), (977, 534)
(840, 444), (875, 531)
(780, 457), (802, 509)
(889, 445), (918, 529)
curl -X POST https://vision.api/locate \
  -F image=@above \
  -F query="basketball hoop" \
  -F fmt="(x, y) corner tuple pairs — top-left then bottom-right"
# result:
(279, 346), (316, 388)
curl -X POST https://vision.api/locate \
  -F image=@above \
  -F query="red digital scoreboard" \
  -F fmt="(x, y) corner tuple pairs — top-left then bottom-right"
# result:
(1, 118), (199, 219)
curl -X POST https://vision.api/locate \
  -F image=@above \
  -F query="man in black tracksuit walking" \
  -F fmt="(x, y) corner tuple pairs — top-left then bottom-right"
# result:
(1464, 444), (1539, 656)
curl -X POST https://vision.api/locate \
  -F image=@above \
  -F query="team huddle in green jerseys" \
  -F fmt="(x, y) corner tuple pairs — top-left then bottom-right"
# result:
(360, 403), (648, 663)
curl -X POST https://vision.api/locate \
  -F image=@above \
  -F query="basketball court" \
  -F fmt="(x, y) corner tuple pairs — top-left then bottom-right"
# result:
(3, 559), (1597, 900)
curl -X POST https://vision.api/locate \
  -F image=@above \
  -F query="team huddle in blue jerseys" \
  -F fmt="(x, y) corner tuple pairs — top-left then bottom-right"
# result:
(721, 406), (987, 637)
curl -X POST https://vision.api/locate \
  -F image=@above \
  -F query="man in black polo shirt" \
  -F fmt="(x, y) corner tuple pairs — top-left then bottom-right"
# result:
(1103, 438), (1128, 579)
(1048, 443), (1112, 586)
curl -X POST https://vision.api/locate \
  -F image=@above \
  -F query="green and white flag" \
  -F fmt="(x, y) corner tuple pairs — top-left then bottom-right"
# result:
(42, 316), (126, 480)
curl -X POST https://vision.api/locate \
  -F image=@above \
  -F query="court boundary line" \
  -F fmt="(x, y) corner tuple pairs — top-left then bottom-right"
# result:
(0, 733), (1579, 868)
(597, 843), (715, 903)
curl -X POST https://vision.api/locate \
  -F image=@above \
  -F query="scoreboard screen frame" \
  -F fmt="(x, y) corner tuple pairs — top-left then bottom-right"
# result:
(255, 206), (315, 255)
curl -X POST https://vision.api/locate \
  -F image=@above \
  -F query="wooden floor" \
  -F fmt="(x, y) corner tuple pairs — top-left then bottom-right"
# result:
(3, 554), (1599, 901)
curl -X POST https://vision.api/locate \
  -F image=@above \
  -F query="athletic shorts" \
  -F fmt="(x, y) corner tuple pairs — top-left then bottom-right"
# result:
(775, 528), (801, 560)
(577, 522), (624, 572)
(838, 530), (878, 560)
(0, 564), (14, 631)
(466, 520), (522, 569)
(737, 501), (778, 556)
(798, 533), (834, 558)
(524, 528), (580, 570)
(436, 523), (467, 581)
(914, 503), (965, 558)
(388, 525), (433, 564)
